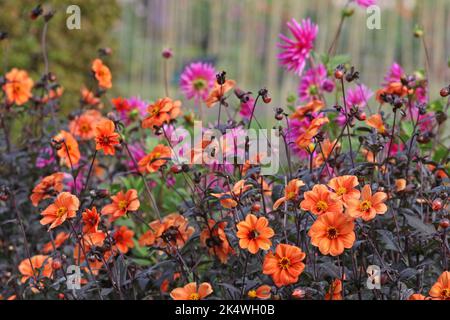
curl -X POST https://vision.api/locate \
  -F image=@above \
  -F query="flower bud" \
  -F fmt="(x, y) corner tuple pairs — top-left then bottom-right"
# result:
(439, 218), (449, 229)
(162, 48), (173, 59)
(432, 199), (443, 211)
(51, 259), (62, 270)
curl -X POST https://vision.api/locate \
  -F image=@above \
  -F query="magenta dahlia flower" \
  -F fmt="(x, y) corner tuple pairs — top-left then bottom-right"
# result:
(180, 62), (216, 102)
(355, 0), (377, 8)
(277, 18), (318, 75)
(239, 96), (255, 120)
(383, 62), (404, 85)
(298, 64), (334, 102)
(337, 84), (373, 126)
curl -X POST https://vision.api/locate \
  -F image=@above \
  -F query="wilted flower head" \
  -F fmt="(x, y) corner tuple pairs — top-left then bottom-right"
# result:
(180, 62), (216, 103)
(278, 18), (318, 75)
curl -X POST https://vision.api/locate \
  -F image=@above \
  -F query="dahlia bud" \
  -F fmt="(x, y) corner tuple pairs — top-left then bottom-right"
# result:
(356, 112), (367, 121)
(435, 111), (447, 125)
(262, 95), (272, 104)
(251, 203), (261, 212)
(216, 71), (226, 85)
(30, 5), (43, 20)
(334, 65), (345, 80)
(292, 288), (306, 299)
(161, 48), (173, 59)
(58, 293), (65, 300)
(170, 165), (182, 174)
(51, 259), (62, 270)
(413, 25), (424, 38)
(439, 218), (449, 229)
(440, 87), (449, 97)
(99, 47), (113, 56)
(0, 32), (8, 41)
(432, 199), (443, 211)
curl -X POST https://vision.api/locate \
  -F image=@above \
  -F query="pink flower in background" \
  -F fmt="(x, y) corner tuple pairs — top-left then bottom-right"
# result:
(337, 84), (373, 126)
(355, 0), (376, 8)
(125, 142), (146, 170)
(298, 64), (334, 101)
(239, 96), (255, 120)
(277, 18), (318, 75)
(180, 62), (216, 102)
(117, 96), (147, 125)
(286, 117), (314, 159)
(36, 146), (56, 168)
(383, 62), (404, 85)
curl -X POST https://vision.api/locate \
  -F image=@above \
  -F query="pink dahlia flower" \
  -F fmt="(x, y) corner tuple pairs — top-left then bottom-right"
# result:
(337, 84), (373, 126)
(298, 64), (334, 102)
(383, 62), (404, 85)
(239, 95), (255, 120)
(355, 0), (376, 8)
(180, 62), (216, 102)
(277, 18), (318, 75)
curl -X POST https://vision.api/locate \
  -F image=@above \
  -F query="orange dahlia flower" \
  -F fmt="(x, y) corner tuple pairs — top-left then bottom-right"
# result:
(313, 138), (339, 168)
(142, 97), (181, 129)
(170, 282), (213, 300)
(113, 225), (135, 254)
(408, 293), (429, 300)
(40, 192), (80, 230)
(200, 219), (235, 263)
(81, 87), (100, 105)
(325, 279), (343, 300)
(18, 255), (53, 284)
(41, 231), (69, 254)
(300, 184), (343, 216)
(138, 144), (172, 173)
(429, 271), (450, 300)
(205, 79), (236, 107)
(211, 179), (250, 209)
(140, 213), (194, 250)
(82, 206), (101, 234)
(236, 214), (274, 254)
(296, 117), (329, 148)
(111, 96), (130, 113)
(30, 172), (65, 207)
(366, 114), (386, 134)
(101, 189), (140, 221)
(95, 119), (120, 155)
(291, 99), (324, 121)
(346, 185), (388, 221)
(262, 243), (306, 287)
(308, 211), (355, 256)
(53, 130), (81, 167)
(248, 285), (271, 299)
(69, 109), (103, 140)
(92, 58), (112, 89)
(3, 68), (34, 105)
(273, 178), (305, 210)
(328, 175), (360, 204)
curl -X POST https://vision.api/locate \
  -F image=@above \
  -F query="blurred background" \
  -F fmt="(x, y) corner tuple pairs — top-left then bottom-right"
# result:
(0, 0), (449, 108)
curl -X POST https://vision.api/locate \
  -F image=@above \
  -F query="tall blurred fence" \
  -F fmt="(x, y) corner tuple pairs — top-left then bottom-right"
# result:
(116, 0), (450, 102)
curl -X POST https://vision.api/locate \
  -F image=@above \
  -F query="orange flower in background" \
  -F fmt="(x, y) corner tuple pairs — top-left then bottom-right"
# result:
(263, 243), (306, 287)
(408, 293), (429, 300)
(205, 79), (236, 107)
(81, 87), (100, 105)
(113, 225), (135, 254)
(300, 184), (343, 216)
(395, 178), (406, 192)
(200, 219), (235, 263)
(376, 82), (410, 103)
(30, 172), (65, 207)
(41, 231), (69, 254)
(70, 109), (103, 140)
(211, 179), (250, 209)
(112, 96), (130, 113)
(273, 178), (305, 210)
(362, 148), (376, 163)
(18, 255), (53, 284)
(291, 99), (324, 121)
(429, 271), (450, 300)
(53, 130), (81, 167)
(82, 207), (101, 234)
(366, 114), (386, 134)
(248, 285), (271, 299)
(325, 279), (343, 300)
(142, 213), (194, 250)
(308, 211), (355, 256)
(313, 139), (339, 168)
(2, 68), (34, 105)
(92, 58), (112, 89)
(296, 116), (329, 148)
(328, 175), (360, 204)
(95, 119), (120, 155)
(74, 231), (107, 263)
(142, 97), (181, 129)
(170, 282), (213, 300)
(346, 185), (388, 221)
(40, 192), (79, 230)
(236, 214), (274, 254)
(101, 189), (140, 221)
(138, 144), (171, 173)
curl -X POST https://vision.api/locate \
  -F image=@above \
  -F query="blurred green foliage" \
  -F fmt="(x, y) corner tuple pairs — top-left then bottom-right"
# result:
(0, 0), (121, 111)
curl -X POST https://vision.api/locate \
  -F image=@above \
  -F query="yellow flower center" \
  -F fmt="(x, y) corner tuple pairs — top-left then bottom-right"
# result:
(193, 78), (207, 90)
(278, 257), (291, 270)
(360, 200), (372, 212)
(248, 290), (257, 298)
(441, 288), (450, 299)
(80, 123), (90, 133)
(326, 227), (339, 240)
(287, 191), (296, 200)
(336, 187), (347, 196)
(56, 207), (67, 218)
(316, 200), (328, 212)
(189, 293), (200, 300)
(118, 200), (128, 210)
